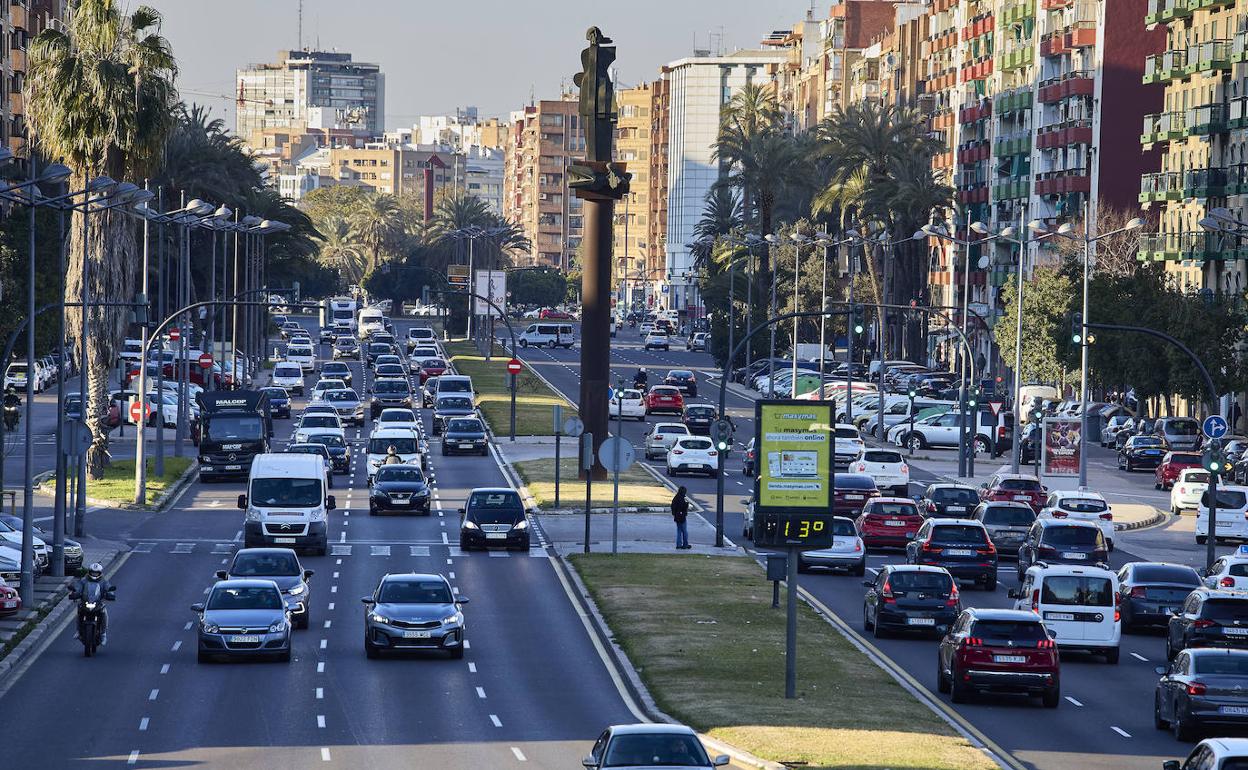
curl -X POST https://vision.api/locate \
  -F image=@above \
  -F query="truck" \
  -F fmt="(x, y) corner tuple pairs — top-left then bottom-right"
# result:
(328, 296), (358, 335)
(196, 390), (273, 481)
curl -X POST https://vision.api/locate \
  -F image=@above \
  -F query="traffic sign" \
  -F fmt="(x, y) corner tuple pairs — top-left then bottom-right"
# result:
(198, 352), (214, 369)
(506, 358), (522, 375)
(563, 417), (585, 438)
(130, 400), (151, 423)
(62, 420), (91, 456)
(607, 386), (616, 403)
(1203, 415), (1229, 440)
(168, 327), (181, 342)
(599, 437), (636, 472)
(710, 419), (734, 449)
(987, 401), (1003, 416)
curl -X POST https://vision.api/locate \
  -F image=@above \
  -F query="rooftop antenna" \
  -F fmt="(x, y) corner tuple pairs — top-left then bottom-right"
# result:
(297, 0), (303, 51)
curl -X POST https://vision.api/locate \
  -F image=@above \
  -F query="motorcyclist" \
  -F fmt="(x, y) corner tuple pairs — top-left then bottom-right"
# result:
(382, 445), (404, 465)
(69, 562), (113, 645)
(3, 386), (19, 430)
(633, 367), (648, 389)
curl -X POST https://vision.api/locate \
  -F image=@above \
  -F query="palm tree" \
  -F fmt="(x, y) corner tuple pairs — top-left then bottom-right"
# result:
(27, 0), (178, 476)
(349, 192), (404, 274)
(689, 187), (742, 270)
(317, 215), (366, 284)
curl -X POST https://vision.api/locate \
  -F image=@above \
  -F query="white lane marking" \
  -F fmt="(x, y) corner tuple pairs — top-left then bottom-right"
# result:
(324, 620), (332, 629)
(171, 641), (182, 652)
(317, 661), (325, 673)
(220, 558), (228, 564)
(339, 532), (347, 542)
(866, 568), (878, 576)
(316, 687), (324, 699)
(490, 714), (502, 727)
(333, 571), (340, 579)
(328, 602), (335, 611)
(331, 585), (338, 593)
(1131, 652), (1149, 662)
(160, 664), (170, 674)
(233, 530), (242, 542)
(511, 747), (527, 762)
(320, 639), (328, 649)
(336, 558), (343, 565)
(321, 748), (331, 762)
(447, 558), (453, 565)
(1065, 696), (1084, 707)
(317, 714), (326, 728)
(449, 571), (455, 579)
(468, 662), (477, 673)
(1111, 726), (1132, 738)
(128, 750), (139, 765)
(183, 621), (192, 631)
(463, 639), (470, 649)
(148, 689), (159, 701)
(442, 532), (449, 545)
(476, 686), (487, 699)
(139, 717), (150, 731)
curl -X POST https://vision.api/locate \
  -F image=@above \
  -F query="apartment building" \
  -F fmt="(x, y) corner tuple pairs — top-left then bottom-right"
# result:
(288, 143), (461, 214)
(647, 77), (670, 308)
(614, 84), (653, 309)
(236, 50), (384, 140)
(821, 0), (907, 117)
(11, 1), (65, 156)
(502, 98), (585, 269)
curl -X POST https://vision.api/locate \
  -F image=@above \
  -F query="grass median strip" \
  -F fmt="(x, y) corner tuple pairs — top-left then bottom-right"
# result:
(60, 457), (192, 506)
(570, 554), (997, 770)
(444, 341), (570, 436)
(514, 458), (674, 510)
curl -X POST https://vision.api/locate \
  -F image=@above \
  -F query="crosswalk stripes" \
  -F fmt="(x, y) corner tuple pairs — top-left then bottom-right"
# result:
(331, 544), (353, 556)
(211, 543), (235, 554)
(172, 542), (195, 554)
(370, 545), (391, 557)
(409, 546), (430, 556)
(126, 541), (548, 557)
(133, 542), (156, 553)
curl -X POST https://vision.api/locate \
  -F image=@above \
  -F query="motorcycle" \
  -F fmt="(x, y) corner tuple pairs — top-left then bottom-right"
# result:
(74, 581), (116, 657)
(3, 402), (18, 430)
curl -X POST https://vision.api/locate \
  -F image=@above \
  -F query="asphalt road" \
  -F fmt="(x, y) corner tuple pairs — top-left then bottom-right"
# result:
(514, 323), (1240, 770)
(0, 316), (635, 768)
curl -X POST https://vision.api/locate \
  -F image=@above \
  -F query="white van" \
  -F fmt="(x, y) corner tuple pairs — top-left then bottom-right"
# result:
(120, 338), (144, 365)
(271, 362), (305, 395)
(518, 323), (575, 349)
(285, 341), (315, 373)
(1011, 564), (1121, 663)
(365, 427), (425, 483)
(239, 453), (333, 556)
(358, 307), (386, 339)
(1196, 485), (1248, 545)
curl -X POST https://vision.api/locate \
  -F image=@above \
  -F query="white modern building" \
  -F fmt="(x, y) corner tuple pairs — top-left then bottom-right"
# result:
(236, 50), (385, 140)
(463, 145), (505, 215)
(661, 49), (788, 316)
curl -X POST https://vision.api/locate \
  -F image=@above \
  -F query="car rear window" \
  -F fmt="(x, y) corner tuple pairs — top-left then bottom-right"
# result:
(865, 501), (919, 517)
(1181, 471), (1211, 484)
(1040, 576), (1114, 607)
(835, 475), (877, 491)
(831, 519), (856, 537)
(888, 571), (953, 592)
(835, 427), (860, 439)
(1042, 526), (1103, 547)
(931, 488), (979, 505)
(1202, 599), (1248, 622)
(1170, 453), (1201, 464)
(1058, 497), (1108, 513)
(863, 450), (902, 464)
(970, 620), (1048, 645)
(657, 426), (689, 436)
(982, 506), (1036, 526)
(998, 478), (1042, 491)
(1133, 565), (1201, 585)
(1193, 654), (1248, 675)
(1165, 420), (1199, 436)
(679, 438), (713, 450)
(1203, 490), (1248, 509)
(1229, 564), (1248, 578)
(930, 525), (987, 544)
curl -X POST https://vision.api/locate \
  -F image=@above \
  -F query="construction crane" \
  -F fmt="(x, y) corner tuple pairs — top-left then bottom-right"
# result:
(180, 88), (273, 108)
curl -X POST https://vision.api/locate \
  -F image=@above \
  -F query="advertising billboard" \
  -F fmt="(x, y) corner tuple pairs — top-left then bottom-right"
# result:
(473, 270), (507, 317)
(1042, 418), (1081, 477)
(755, 400), (834, 512)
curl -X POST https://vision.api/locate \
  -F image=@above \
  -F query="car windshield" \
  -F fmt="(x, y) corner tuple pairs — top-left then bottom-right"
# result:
(306, 434), (346, 449)
(249, 477), (322, 507)
(322, 364), (349, 374)
(437, 397), (474, 410)
(369, 344), (389, 354)
(1133, 565), (1201, 584)
(287, 446), (329, 459)
(325, 390), (358, 403)
(1042, 526), (1103, 547)
(982, 506), (1036, 526)
(930, 525), (987, 544)
(602, 733), (710, 768)
(205, 415), (265, 441)
(314, 380), (345, 391)
(1203, 490), (1248, 509)
(207, 586), (283, 610)
(686, 407), (714, 418)
(1059, 497), (1107, 513)
(863, 450), (901, 464)
(274, 366), (300, 378)
(1040, 576), (1114, 607)
(998, 478), (1042, 491)
(261, 388), (288, 399)
(970, 620), (1048, 645)
(301, 415), (338, 429)
(379, 410), (416, 423)
(378, 579), (452, 604)
(1193, 654), (1248, 675)
(1203, 599), (1248, 623)
(932, 488), (979, 505)
(422, 359), (446, 368)
(1166, 420), (1199, 436)
(866, 502), (919, 517)
(438, 380), (472, 393)
(374, 381), (409, 394)
(368, 437), (418, 454)
(376, 467), (424, 483)
(232, 552), (300, 576)
(888, 571), (954, 592)
(447, 418), (483, 433)
(467, 491), (523, 523)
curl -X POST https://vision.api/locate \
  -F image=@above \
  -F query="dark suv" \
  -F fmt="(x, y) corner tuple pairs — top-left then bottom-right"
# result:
(862, 565), (960, 638)
(1167, 588), (1248, 660)
(370, 378), (414, 418)
(919, 483), (981, 518)
(833, 473), (880, 516)
(937, 608), (1060, 707)
(906, 519), (998, 590)
(1016, 520), (1108, 579)
(459, 488), (531, 551)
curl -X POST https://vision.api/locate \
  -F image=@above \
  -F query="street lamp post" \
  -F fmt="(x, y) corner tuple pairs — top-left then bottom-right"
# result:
(872, 230), (930, 440)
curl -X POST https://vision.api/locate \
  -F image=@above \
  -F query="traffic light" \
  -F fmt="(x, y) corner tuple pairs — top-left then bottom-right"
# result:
(1203, 448), (1233, 475)
(968, 387), (979, 408)
(1032, 408), (1044, 423)
(1071, 311), (1083, 344)
(851, 305), (865, 335)
(908, 387), (917, 399)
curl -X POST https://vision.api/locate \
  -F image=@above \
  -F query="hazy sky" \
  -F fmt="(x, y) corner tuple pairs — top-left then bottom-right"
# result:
(142, 0), (818, 132)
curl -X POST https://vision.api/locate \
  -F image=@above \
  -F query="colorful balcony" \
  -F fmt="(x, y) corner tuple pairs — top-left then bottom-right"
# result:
(957, 139), (991, 164)
(992, 179), (1030, 200)
(998, 47), (1033, 71)
(959, 100), (992, 124)
(1041, 30), (1070, 57)
(962, 14), (994, 41)
(1000, 1), (1034, 25)
(960, 58), (994, 82)
(1185, 40), (1231, 75)
(1041, 0), (1072, 7)
(1145, 0), (1192, 25)
(1141, 110), (1187, 144)
(1038, 70), (1095, 103)
(1143, 49), (1188, 83)
(1231, 98), (1248, 129)
(994, 87), (1033, 114)
(1139, 171), (1184, 203)
(1035, 170), (1091, 196)
(1226, 163), (1248, 195)
(1137, 231), (1234, 263)
(994, 133), (1032, 156)
(956, 183), (990, 205)
(1187, 103), (1228, 135)
(1036, 119), (1093, 149)
(1185, 167), (1228, 198)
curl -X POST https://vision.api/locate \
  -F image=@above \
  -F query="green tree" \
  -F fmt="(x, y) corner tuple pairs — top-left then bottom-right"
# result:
(508, 268), (566, 308)
(994, 266), (1075, 389)
(349, 192), (404, 274)
(27, 0), (179, 476)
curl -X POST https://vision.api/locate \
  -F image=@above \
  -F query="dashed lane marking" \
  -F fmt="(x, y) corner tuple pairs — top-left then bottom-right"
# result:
(1111, 726), (1132, 738)
(468, 662), (477, 673)
(490, 714), (502, 727)
(476, 686), (487, 699)
(148, 689), (159, 701)
(128, 750), (139, 765)
(1131, 652), (1149, 662)
(160, 664), (169, 674)
(321, 748), (331, 762)
(171, 641), (181, 652)
(511, 747), (527, 762)
(139, 717), (149, 731)
(317, 662), (325, 673)
(316, 687), (323, 699)
(320, 639), (327, 649)
(1065, 696), (1083, 707)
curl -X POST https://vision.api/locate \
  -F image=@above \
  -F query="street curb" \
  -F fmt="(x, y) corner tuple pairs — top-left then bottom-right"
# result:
(34, 461), (198, 513)
(1115, 507), (1167, 531)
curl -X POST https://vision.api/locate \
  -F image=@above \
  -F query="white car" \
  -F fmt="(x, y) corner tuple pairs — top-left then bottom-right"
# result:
(1197, 484), (1248, 544)
(375, 407), (421, 433)
(1171, 467), (1210, 514)
(797, 516), (866, 575)
(309, 378), (347, 402)
(292, 412), (344, 445)
(643, 333), (670, 351)
(271, 362), (304, 395)
(850, 448), (909, 497)
(0, 517), (47, 567)
(4, 363), (31, 392)
(1202, 545), (1248, 590)
(1037, 489), (1115, 550)
(666, 436), (719, 477)
(366, 427), (424, 482)
(373, 354), (403, 372)
(285, 341), (315, 372)
(644, 423), (691, 460)
(638, 321), (655, 336)
(609, 388), (647, 420)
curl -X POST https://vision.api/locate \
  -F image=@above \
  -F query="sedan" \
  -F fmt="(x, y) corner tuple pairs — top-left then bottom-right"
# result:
(362, 572), (467, 659)
(583, 724), (728, 770)
(1120, 435), (1168, 471)
(856, 498), (924, 550)
(193, 579), (291, 663)
(321, 388), (365, 427)
(332, 337), (359, 359)
(664, 369), (698, 397)
(369, 464), (432, 515)
(421, 377), (439, 408)
(643, 332), (670, 351)
(0, 575), (19, 615)
(319, 361), (353, 387)
(260, 387), (291, 419)
(416, 357), (448, 383)
(1173, 469), (1212, 514)
(375, 407), (421, 434)
(442, 416), (489, 456)
(979, 473), (1046, 512)
(215, 548), (313, 630)
(375, 363), (407, 381)
(608, 388), (647, 420)
(1119, 561), (1202, 632)
(302, 432), (350, 474)
(1157, 452), (1204, 491)
(797, 516), (865, 575)
(284, 443), (335, 486)
(1155, 648), (1248, 741)
(666, 436), (719, 477)
(0, 515), (84, 573)
(682, 403), (717, 435)
(863, 565), (960, 637)
(644, 423), (690, 459)
(645, 385), (685, 415)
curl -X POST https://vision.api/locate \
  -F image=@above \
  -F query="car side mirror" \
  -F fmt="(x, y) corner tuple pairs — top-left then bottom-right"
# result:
(457, 507), (466, 516)
(455, 596), (470, 605)
(304, 569), (314, 580)
(190, 603), (205, 613)
(1155, 665), (1169, 676)
(237, 494), (247, 509)
(1007, 588), (1020, 599)
(215, 570), (228, 580)
(712, 756), (730, 767)
(326, 495), (336, 510)
(1047, 628), (1057, 639)
(1199, 567), (1209, 577)
(361, 596), (374, 605)
(1163, 762), (1181, 770)
(581, 757), (598, 769)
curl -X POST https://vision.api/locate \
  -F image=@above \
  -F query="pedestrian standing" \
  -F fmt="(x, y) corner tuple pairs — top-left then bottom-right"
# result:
(1232, 400), (1243, 433)
(671, 486), (690, 550)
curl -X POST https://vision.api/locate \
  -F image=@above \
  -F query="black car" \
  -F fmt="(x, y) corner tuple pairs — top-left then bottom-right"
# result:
(432, 394), (476, 436)
(1120, 435), (1167, 471)
(303, 432), (350, 474)
(906, 519), (997, 590)
(863, 565), (961, 638)
(919, 483), (981, 518)
(1155, 648), (1248, 741)
(421, 377), (439, 408)
(442, 416), (488, 456)
(369, 464), (432, 515)
(362, 572), (467, 659)
(664, 369), (698, 397)
(215, 547), (313, 629)
(366, 342), (391, 365)
(370, 378), (414, 418)
(1168, 588), (1248, 660)
(1017, 520), (1109, 578)
(260, 387), (291, 419)
(319, 361), (353, 388)
(1019, 423), (1042, 464)
(1119, 562), (1203, 632)
(459, 487), (530, 550)
(682, 404), (717, 435)
(319, 327), (336, 344)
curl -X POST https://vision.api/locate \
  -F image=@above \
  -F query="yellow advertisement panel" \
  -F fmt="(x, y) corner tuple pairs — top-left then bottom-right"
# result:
(756, 400), (834, 512)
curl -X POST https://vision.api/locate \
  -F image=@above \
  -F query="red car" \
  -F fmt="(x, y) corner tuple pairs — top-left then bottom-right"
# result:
(417, 357), (448, 384)
(937, 607), (1060, 707)
(834, 473), (880, 516)
(1154, 451), (1202, 490)
(978, 473), (1047, 512)
(856, 497), (924, 549)
(645, 386), (685, 414)
(0, 577), (20, 616)
(539, 308), (572, 320)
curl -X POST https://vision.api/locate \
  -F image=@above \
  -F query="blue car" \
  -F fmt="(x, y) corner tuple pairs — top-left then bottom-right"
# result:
(193, 579), (291, 663)
(261, 387), (291, 419)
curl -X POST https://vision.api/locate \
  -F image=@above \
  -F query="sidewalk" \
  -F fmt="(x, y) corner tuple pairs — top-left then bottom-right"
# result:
(537, 511), (741, 556)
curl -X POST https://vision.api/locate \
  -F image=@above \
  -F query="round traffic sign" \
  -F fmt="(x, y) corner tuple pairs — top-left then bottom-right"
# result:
(168, 327), (181, 342)
(1203, 415), (1229, 440)
(507, 358), (522, 375)
(198, 352), (214, 369)
(562, 417), (585, 437)
(598, 437), (636, 473)
(130, 400), (151, 423)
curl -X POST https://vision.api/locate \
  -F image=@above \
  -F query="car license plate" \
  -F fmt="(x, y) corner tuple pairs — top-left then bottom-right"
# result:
(274, 537), (297, 544)
(402, 630), (431, 639)
(229, 635), (261, 643)
(947, 506), (965, 513)
(460, 443), (474, 449)
(907, 618), (935, 626)
(1226, 627), (1248, 636)
(485, 532), (507, 540)
(1063, 552), (1087, 560)
(391, 499), (410, 505)
(845, 494), (864, 500)
(884, 520), (904, 527)
(1014, 495), (1031, 502)
(1047, 612), (1076, 621)
(1221, 706), (1248, 715)
(225, 465), (241, 471)
(994, 655), (1027, 664)
(946, 548), (973, 556)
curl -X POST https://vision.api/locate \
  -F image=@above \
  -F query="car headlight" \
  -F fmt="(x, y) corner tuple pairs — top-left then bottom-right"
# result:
(513, 519), (529, 530)
(202, 622), (219, 634)
(462, 520), (479, 530)
(268, 620), (287, 633)
(245, 506), (262, 522)
(369, 612), (391, 624)
(288, 584), (306, 596)
(65, 544), (82, 555)
(372, 489), (389, 499)
(84, 601), (97, 610)
(441, 612), (463, 626)
(310, 507), (327, 522)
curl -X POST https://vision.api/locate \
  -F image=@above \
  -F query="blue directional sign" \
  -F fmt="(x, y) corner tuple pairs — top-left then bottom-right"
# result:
(607, 386), (616, 402)
(1203, 415), (1229, 440)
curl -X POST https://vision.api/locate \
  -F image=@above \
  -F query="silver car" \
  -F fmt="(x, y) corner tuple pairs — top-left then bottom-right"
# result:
(972, 501), (1036, 558)
(193, 579), (291, 663)
(584, 724), (728, 769)
(321, 388), (365, 426)
(362, 572), (467, 659)
(644, 423), (690, 460)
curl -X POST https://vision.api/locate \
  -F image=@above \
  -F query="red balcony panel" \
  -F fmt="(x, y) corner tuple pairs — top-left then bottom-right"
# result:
(1038, 83), (1060, 103)
(1062, 77), (1094, 98)
(1041, 0), (1072, 8)
(1068, 125), (1092, 145)
(1070, 26), (1095, 48)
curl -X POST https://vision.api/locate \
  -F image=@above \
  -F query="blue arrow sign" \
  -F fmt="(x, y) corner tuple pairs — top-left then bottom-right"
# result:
(607, 386), (616, 402)
(1203, 415), (1229, 440)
